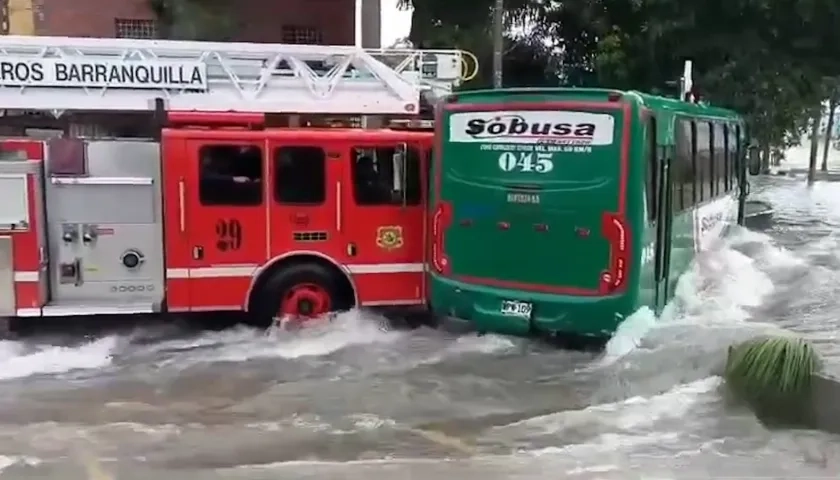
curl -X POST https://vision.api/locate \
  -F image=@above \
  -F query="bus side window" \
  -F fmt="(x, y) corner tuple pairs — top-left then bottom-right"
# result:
(716, 124), (732, 192)
(198, 144), (263, 206)
(715, 123), (727, 193)
(274, 146), (326, 205)
(352, 145), (422, 206)
(674, 119), (695, 211)
(645, 115), (658, 222)
(709, 123), (716, 197)
(729, 125), (740, 186)
(696, 121), (712, 203)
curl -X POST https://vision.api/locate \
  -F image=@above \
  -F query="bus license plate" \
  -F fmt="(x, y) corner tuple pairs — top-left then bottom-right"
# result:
(500, 300), (532, 318)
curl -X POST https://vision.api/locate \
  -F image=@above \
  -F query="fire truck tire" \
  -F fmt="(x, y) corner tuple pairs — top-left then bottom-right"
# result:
(250, 263), (353, 328)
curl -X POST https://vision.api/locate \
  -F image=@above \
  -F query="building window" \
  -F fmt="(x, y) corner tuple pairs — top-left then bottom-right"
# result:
(115, 19), (157, 39)
(1, 0), (8, 35)
(281, 25), (323, 44)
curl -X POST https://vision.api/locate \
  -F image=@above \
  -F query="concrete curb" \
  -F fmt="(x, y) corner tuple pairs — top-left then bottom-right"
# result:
(810, 373), (840, 434)
(744, 200), (774, 230)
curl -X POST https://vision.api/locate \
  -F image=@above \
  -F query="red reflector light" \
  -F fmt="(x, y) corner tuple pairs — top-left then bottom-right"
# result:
(600, 213), (629, 293)
(607, 92), (622, 102)
(432, 202), (452, 274)
(497, 221), (510, 230)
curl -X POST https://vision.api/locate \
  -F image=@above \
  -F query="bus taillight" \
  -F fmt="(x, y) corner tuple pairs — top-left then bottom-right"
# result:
(432, 202), (453, 274)
(600, 213), (629, 293)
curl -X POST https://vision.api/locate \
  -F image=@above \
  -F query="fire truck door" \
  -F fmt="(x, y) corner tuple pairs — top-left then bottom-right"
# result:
(185, 141), (267, 309)
(340, 141), (426, 304)
(267, 141), (340, 259)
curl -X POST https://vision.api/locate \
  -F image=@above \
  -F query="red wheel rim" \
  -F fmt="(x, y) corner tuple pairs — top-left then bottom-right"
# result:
(279, 283), (331, 322)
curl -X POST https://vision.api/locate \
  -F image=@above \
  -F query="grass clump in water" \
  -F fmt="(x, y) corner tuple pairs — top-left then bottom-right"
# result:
(724, 335), (823, 426)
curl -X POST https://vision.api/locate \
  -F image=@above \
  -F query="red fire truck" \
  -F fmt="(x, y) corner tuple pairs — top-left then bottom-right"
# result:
(0, 35), (471, 330)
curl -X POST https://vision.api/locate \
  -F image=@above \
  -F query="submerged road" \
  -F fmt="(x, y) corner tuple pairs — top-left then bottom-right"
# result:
(0, 174), (840, 478)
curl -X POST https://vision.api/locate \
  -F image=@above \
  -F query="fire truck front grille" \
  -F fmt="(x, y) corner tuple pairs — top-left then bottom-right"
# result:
(293, 231), (328, 242)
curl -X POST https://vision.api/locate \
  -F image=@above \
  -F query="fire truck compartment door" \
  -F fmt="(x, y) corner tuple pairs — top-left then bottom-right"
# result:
(0, 173), (29, 230)
(0, 237), (13, 316)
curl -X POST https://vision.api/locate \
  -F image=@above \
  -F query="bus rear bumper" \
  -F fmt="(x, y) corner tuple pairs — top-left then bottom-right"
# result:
(428, 276), (630, 339)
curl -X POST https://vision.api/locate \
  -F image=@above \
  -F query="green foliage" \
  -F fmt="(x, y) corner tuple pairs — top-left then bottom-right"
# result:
(397, 0), (557, 88)
(404, 0), (840, 147)
(148, 0), (237, 41)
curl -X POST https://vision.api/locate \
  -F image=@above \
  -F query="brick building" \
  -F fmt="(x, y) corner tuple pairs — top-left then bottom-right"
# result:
(0, 0), (382, 137)
(0, 0), (381, 47)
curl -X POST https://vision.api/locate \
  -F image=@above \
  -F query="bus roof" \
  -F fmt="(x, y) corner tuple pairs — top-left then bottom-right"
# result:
(444, 87), (742, 121)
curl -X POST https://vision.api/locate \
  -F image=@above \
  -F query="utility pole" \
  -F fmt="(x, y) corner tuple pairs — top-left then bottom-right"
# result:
(808, 105), (821, 185)
(822, 90), (838, 171)
(492, 0), (504, 88)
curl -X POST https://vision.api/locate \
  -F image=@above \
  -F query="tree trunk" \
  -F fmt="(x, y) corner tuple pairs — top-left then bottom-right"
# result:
(491, 0), (504, 88)
(822, 93), (838, 171)
(808, 107), (821, 185)
(761, 144), (771, 173)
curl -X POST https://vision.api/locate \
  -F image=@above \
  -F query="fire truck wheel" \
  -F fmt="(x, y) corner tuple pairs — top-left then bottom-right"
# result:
(252, 263), (352, 328)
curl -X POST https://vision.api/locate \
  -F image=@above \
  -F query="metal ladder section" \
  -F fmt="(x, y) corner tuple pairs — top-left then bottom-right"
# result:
(0, 35), (472, 115)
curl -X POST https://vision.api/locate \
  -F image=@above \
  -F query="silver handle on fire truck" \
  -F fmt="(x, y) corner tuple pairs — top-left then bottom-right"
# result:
(50, 176), (152, 185)
(336, 181), (342, 232)
(178, 178), (186, 233)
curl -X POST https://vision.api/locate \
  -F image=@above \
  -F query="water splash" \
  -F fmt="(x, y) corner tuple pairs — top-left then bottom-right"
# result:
(0, 336), (116, 381)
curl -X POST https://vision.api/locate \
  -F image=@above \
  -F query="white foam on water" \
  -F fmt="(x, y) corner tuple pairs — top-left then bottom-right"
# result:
(445, 333), (517, 355)
(599, 226), (782, 365)
(0, 455), (41, 472)
(0, 336), (117, 381)
(162, 309), (405, 365)
(491, 377), (720, 440)
(513, 224), (818, 466)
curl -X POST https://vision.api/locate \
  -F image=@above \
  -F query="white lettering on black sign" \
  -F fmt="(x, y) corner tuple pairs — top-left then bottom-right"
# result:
(449, 110), (615, 145)
(0, 58), (208, 90)
(507, 193), (540, 204)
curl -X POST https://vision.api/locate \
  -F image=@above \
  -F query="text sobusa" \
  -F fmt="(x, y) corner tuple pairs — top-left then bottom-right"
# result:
(466, 116), (596, 141)
(498, 152), (554, 173)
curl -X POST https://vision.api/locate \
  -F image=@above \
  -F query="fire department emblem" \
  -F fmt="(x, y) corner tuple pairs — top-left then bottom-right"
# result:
(376, 226), (404, 251)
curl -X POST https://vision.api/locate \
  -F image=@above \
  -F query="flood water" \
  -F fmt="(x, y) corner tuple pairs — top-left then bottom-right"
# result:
(2, 151), (840, 478)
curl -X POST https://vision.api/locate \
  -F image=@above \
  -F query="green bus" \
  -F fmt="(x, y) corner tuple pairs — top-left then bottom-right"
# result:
(427, 88), (761, 343)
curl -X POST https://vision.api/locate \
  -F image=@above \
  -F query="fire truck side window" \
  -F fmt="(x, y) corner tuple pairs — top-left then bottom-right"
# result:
(274, 146), (326, 204)
(351, 146), (421, 206)
(198, 145), (263, 206)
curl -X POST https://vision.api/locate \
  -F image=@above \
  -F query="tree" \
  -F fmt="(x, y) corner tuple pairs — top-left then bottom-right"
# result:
(149, 0), (239, 41)
(401, 0), (840, 149)
(587, 0), (840, 148)
(396, 0), (559, 88)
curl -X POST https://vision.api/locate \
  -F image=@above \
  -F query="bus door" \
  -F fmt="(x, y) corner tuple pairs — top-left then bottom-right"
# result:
(267, 139), (342, 260)
(654, 144), (674, 309)
(184, 140), (268, 309)
(339, 139), (426, 305)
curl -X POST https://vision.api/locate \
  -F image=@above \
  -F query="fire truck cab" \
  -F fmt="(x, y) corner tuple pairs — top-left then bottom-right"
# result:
(0, 35), (467, 328)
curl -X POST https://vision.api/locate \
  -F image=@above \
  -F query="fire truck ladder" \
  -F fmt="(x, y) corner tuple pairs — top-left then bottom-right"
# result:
(0, 35), (477, 115)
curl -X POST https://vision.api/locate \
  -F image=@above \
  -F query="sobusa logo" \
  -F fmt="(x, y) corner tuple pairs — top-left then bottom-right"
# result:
(465, 115), (594, 142)
(449, 110), (615, 145)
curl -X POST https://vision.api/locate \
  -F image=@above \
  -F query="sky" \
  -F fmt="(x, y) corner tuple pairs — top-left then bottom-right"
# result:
(380, 0), (412, 46)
